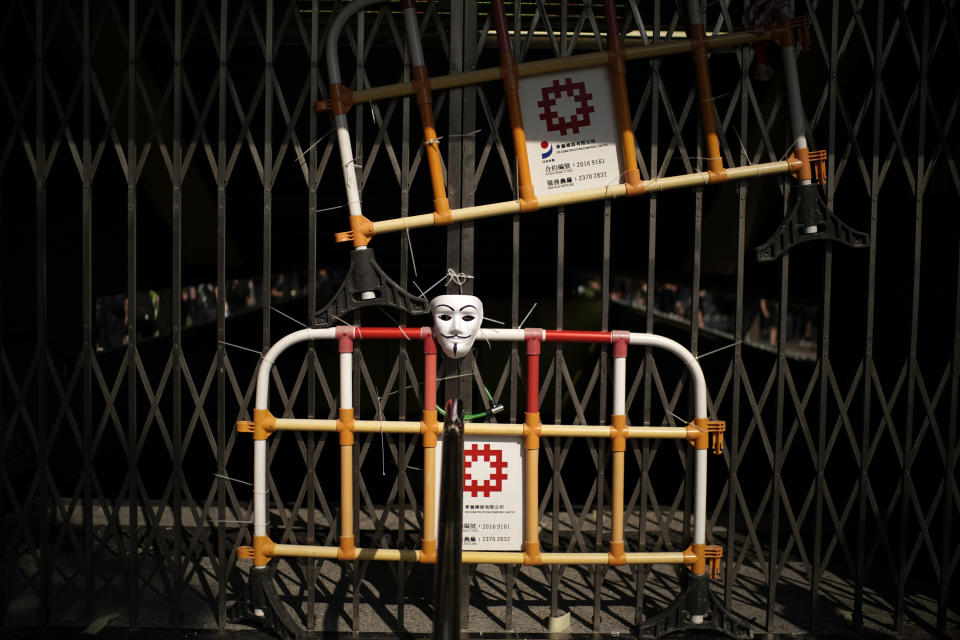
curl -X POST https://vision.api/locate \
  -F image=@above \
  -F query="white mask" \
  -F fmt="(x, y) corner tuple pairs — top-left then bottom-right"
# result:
(430, 294), (483, 359)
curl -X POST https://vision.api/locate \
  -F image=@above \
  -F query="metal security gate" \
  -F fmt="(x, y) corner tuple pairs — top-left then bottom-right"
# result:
(1, 0), (958, 636)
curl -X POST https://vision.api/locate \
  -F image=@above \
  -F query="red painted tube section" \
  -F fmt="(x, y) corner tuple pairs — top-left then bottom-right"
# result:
(353, 326), (427, 341)
(525, 336), (541, 414)
(423, 336), (437, 411)
(544, 330), (612, 343)
(491, 0), (512, 53)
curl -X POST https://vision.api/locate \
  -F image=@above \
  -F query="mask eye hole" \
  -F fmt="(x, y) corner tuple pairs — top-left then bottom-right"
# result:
(461, 315), (475, 322)
(438, 314), (452, 321)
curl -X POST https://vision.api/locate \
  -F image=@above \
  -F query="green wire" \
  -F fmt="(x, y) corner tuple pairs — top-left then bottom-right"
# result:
(437, 386), (496, 421)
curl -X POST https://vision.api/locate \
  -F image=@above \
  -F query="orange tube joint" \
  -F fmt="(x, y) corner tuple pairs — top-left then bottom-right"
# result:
(523, 412), (542, 450)
(236, 535), (276, 567)
(771, 17), (811, 51)
(608, 541), (626, 566)
(610, 414), (628, 452)
(524, 541), (542, 565)
(316, 82), (355, 115)
(334, 214), (375, 247)
(338, 535), (357, 561)
(337, 408), (355, 446)
(420, 539), (437, 564)
(236, 409), (276, 440)
(421, 409), (439, 448)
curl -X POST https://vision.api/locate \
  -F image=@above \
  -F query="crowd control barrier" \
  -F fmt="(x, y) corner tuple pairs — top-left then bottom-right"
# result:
(236, 327), (752, 637)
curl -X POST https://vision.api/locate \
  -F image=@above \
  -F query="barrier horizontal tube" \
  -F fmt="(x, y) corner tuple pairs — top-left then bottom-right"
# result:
(372, 160), (797, 237)
(328, 30), (772, 109)
(269, 544), (687, 566)
(272, 418), (688, 440)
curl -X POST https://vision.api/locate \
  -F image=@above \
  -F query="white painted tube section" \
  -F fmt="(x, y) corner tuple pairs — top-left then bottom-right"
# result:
(477, 328), (536, 342)
(253, 327), (338, 535)
(254, 441), (267, 537)
(256, 328), (339, 409)
(335, 118), (364, 218)
(628, 333), (707, 418)
(324, 0), (386, 220)
(324, 0), (386, 86)
(403, 7), (426, 68)
(613, 356), (626, 416)
(629, 332), (709, 556)
(686, 0), (704, 28)
(781, 44), (809, 164)
(694, 449), (707, 545)
(340, 352), (353, 410)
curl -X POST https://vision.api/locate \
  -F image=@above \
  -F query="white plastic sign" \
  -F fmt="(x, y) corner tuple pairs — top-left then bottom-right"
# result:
(435, 435), (523, 551)
(518, 66), (623, 195)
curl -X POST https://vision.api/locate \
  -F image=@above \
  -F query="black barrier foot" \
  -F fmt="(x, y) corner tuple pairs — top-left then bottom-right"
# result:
(637, 573), (754, 639)
(313, 247), (430, 327)
(246, 565), (307, 640)
(755, 183), (868, 262)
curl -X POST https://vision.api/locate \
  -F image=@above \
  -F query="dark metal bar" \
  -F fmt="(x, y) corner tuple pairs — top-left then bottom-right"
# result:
(767, 191), (790, 632)
(306, 0), (320, 629)
(942, 120), (960, 632)
(598, 197), (610, 631)
(551, 206), (564, 620)
(34, 0), (51, 624)
(125, 0), (139, 624)
(81, 0), (95, 617)
(212, 0), (226, 628)
(171, 0), (185, 627)
(638, 1), (663, 621)
(724, 20), (750, 610)
(857, 1), (885, 629)
(812, 0), (841, 629)
(897, 1), (930, 630)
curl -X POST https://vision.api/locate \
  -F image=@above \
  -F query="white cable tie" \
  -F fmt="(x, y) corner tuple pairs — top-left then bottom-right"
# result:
(518, 302), (538, 329)
(294, 130), (333, 165)
(271, 306), (307, 328)
(696, 340), (743, 359)
(214, 473), (252, 486)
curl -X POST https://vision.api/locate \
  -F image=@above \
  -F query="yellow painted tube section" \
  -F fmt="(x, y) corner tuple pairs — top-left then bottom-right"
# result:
(273, 418), (689, 440)
(370, 160), (795, 238)
(525, 448), (539, 556)
(341, 31), (771, 108)
(340, 445), (353, 543)
(272, 544), (341, 559)
(269, 544), (687, 566)
(422, 444), (437, 560)
(462, 551), (526, 564)
(611, 451), (625, 553)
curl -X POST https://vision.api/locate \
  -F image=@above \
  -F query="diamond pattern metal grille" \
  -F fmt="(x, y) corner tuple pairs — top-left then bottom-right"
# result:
(1, 0), (958, 636)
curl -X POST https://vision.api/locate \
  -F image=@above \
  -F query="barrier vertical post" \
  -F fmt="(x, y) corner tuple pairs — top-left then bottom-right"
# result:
(609, 335), (629, 564)
(421, 334), (439, 562)
(523, 331), (542, 564)
(685, 0), (726, 181)
(337, 329), (357, 560)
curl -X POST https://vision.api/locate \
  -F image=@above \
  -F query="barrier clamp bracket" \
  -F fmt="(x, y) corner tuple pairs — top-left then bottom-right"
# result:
(707, 420), (725, 455)
(705, 545), (723, 579)
(236, 546), (255, 560)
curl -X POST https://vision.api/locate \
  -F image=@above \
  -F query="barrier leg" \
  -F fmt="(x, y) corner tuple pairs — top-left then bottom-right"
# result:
(637, 572), (754, 639)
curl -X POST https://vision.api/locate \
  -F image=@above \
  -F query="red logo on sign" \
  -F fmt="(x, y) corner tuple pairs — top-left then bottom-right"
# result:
(463, 444), (508, 498)
(537, 77), (594, 135)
